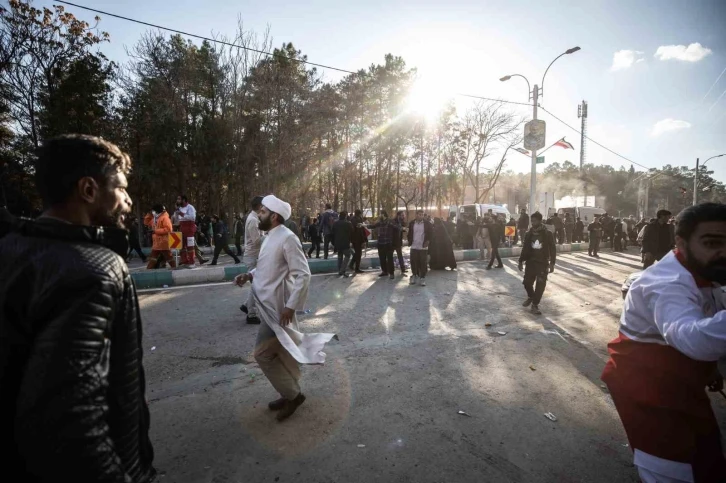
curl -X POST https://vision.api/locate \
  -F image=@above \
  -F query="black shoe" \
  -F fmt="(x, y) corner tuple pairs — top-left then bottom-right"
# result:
(485, 266), (492, 270)
(240, 304), (248, 314)
(522, 298), (533, 307)
(355, 269), (364, 274)
(378, 273), (388, 277)
(210, 262), (218, 265)
(531, 304), (542, 315)
(246, 316), (261, 325)
(268, 397), (287, 411)
(496, 264), (504, 269)
(276, 393), (306, 422)
(142, 258), (148, 263)
(234, 258), (241, 264)
(200, 259), (209, 265)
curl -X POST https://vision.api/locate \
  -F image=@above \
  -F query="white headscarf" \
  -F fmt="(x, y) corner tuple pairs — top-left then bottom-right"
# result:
(262, 195), (292, 221)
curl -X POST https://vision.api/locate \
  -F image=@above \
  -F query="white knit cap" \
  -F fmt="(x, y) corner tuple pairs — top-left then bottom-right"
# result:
(262, 195), (291, 221)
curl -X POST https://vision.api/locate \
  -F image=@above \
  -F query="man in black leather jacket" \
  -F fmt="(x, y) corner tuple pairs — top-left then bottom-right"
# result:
(0, 135), (156, 482)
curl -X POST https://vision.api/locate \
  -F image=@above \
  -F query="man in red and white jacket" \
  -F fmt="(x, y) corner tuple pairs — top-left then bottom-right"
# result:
(602, 203), (726, 483)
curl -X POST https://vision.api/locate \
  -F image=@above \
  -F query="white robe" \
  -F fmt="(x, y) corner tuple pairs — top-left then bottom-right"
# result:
(250, 224), (335, 364)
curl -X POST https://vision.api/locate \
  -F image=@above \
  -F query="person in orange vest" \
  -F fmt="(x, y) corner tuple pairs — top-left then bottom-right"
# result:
(144, 204), (176, 269)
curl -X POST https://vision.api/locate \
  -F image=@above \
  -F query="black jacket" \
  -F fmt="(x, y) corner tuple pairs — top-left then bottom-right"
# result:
(519, 226), (556, 266)
(332, 219), (353, 250)
(517, 213), (530, 230)
(213, 220), (229, 241)
(641, 220), (675, 259)
(485, 220), (504, 245)
(0, 218), (155, 483)
(407, 220), (433, 247)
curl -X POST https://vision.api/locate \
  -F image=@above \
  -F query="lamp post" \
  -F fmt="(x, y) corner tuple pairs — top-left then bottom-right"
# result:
(694, 154), (726, 205)
(500, 46), (580, 214)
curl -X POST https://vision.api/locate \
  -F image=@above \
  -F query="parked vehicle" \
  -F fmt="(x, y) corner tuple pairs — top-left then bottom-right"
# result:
(458, 203), (512, 222)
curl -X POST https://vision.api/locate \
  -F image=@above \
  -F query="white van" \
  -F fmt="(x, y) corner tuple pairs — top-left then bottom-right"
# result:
(458, 204), (512, 222)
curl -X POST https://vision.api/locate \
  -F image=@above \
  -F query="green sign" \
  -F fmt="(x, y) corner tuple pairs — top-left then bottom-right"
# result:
(536, 156), (545, 164)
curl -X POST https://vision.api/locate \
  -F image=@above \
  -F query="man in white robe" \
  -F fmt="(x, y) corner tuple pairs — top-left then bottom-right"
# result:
(235, 195), (335, 421)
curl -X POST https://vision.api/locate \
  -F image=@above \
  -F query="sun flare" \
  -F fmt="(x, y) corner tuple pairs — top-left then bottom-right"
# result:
(404, 78), (451, 122)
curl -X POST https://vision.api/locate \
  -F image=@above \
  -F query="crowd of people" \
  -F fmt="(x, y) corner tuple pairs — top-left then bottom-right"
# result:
(2, 135), (726, 483)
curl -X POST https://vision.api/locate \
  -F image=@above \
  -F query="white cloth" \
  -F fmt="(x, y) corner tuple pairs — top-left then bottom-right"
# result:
(249, 224), (335, 364)
(411, 221), (426, 250)
(620, 250), (726, 361)
(244, 210), (263, 260)
(262, 195), (291, 221)
(176, 203), (196, 223)
(635, 449), (694, 483)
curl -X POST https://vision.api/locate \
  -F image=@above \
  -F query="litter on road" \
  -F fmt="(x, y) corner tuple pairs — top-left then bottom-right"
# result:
(151, 346), (156, 351)
(529, 365), (536, 371)
(497, 331), (507, 335)
(544, 412), (558, 422)
(485, 323), (492, 327)
(357, 444), (366, 448)
(457, 410), (471, 417)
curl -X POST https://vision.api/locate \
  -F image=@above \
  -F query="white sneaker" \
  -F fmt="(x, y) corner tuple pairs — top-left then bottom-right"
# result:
(419, 278), (426, 286)
(410, 275), (418, 285)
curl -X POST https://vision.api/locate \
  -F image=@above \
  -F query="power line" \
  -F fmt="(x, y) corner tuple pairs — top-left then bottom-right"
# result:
(55, 1), (532, 109)
(538, 104), (652, 171)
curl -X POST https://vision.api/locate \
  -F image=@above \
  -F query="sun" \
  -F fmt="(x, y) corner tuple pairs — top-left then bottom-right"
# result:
(404, 77), (452, 123)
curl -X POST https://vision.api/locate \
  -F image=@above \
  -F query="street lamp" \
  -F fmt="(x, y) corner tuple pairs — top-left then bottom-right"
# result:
(500, 46), (581, 214)
(694, 154), (726, 205)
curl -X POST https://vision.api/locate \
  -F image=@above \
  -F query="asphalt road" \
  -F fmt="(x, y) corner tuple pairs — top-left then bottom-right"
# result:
(138, 250), (726, 483)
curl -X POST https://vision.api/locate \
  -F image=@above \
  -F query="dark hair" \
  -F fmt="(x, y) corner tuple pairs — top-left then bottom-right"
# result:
(251, 196), (264, 209)
(152, 204), (165, 213)
(211, 214), (219, 222)
(339, 212), (348, 220)
(35, 134), (131, 207)
(325, 203), (332, 210)
(354, 209), (362, 216)
(180, 195), (188, 203)
(675, 203), (726, 241)
(381, 210), (389, 218)
(657, 209), (672, 218)
(416, 210), (424, 215)
(531, 211), (543, 221)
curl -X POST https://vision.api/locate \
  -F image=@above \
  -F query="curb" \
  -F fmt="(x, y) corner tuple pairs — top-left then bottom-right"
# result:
(132, 241), (613, 289)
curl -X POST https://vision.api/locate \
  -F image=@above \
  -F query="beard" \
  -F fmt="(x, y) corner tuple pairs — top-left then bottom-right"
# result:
(97, 206), (129, 229)
(258, 216), (272, 231)
(684, 244), (726, 285)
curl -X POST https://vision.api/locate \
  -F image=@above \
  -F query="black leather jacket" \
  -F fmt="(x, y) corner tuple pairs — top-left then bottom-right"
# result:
(0, 217), (155, 482)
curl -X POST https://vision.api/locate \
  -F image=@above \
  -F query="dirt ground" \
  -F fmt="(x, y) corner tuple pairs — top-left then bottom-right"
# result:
(138, 250), (726, 483)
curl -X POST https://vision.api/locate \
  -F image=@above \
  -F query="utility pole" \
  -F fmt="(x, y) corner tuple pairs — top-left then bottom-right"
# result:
(529, 84), (539, 214)
(693, 157), (699, 206)
(578, 100), (588, 206)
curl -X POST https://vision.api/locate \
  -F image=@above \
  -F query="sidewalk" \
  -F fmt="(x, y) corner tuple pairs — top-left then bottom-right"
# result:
(131, 241), (614, 289)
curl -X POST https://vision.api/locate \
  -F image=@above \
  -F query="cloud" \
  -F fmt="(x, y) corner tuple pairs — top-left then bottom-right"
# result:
(654, 43), (712, 62)
(651, 118), (691, 136)
(611, 50), (645, 71)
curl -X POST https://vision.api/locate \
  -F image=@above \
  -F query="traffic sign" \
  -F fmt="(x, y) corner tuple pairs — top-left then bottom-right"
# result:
(504, 226), (516, 237)
(536, 156), (545, 164)
(169, 231), (182, 250)
(523, 120), (546, 150)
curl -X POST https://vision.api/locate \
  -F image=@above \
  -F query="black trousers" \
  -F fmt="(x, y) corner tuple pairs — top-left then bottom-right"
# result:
(324, 234), (334, 258)
(556, 228), (565, 244)
(523, 261), (549, 305)
(394, 245), (406, 272)
(235, 235), (243, 256)
(377, 244), (394, 275)
(487, 244), (502, 267)
(589, 236), (600, 255)
(308, 239), (321, 258)
(212, 238), (240, 264)
(410, 248), (428, 278)
(573, 230), (583, 243)
(614, 235), (622, 251)
(127, 241), (146, 261)
(350, 242), (364, 270)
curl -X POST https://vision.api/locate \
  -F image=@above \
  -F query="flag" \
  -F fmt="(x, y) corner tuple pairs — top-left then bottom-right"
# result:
(514, 147), (530, 156)
(554, 137), (574, 150)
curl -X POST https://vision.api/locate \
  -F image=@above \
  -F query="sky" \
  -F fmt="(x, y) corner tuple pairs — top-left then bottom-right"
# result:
(38, 0), (726, 182)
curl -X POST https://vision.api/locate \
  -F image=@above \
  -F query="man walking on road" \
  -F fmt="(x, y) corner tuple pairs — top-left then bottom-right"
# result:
(0, 135), (156, 482)
(210, 214), (241, 265)
(332, 211), (353, 277)
(564, 213), (574, 244)
(370, 210), (399, 279)
(175, 194), (202, 266)
(602, 203), (726, 483)
(145, 204), (177, 269)
(233, 212), (245, 256)
(241, 196), (264, 324)
(574, 216), (585, 243)
(349, 209), (366, 274)
(485, 215), (504, 270)
(641, 209), (675, 269)
(588, 216), (603, 257)
(551, 213), (565, 244)
(320, 203), (337, 259)
(408, 210), (432, 286)
(234, 195), (335, 422)
(518, 211), (556, 315)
